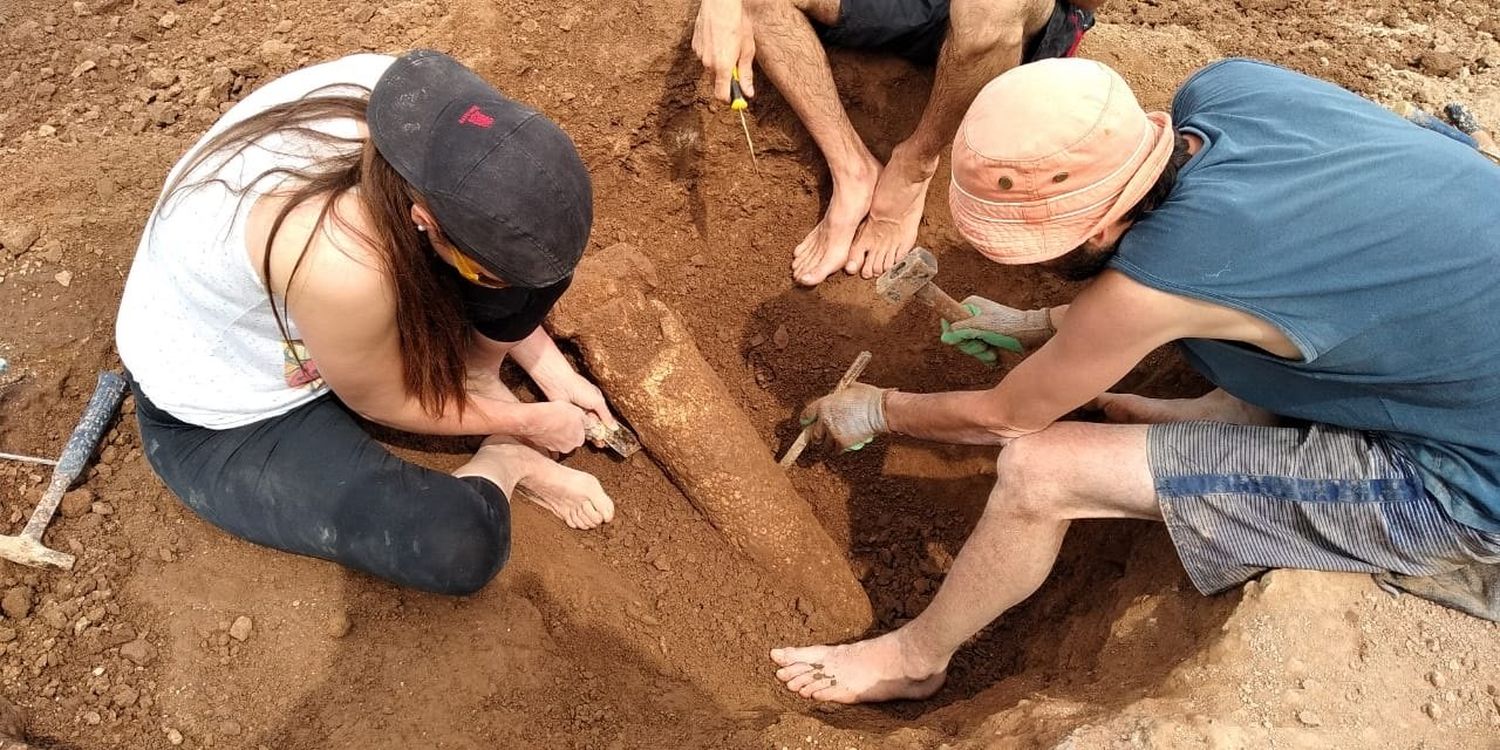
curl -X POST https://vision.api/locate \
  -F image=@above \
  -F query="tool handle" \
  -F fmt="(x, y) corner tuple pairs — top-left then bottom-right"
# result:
(730, 68), (748, 111)
(779, 351), (872, 468)
(917, 284), (973, 324)
(21, 372), (126, 540)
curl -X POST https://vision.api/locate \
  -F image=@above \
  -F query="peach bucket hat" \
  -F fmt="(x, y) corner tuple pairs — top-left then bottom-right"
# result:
(948, 58), (1175, 264)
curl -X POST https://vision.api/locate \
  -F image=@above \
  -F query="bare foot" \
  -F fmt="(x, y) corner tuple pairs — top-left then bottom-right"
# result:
(515, 459), (616, 530)
(846, 147), (935, 279)
(769, 632), (946, 704)
(457, 438), (615, 530)
(791, 155), (881, 287)
(1095, 389), (1279, 426)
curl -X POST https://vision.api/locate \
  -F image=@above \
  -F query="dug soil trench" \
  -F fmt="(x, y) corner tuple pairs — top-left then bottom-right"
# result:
(0, 0), (1498, 748)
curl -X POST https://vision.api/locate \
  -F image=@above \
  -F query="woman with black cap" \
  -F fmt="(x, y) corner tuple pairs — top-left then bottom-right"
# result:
(115, 50), (613, 595)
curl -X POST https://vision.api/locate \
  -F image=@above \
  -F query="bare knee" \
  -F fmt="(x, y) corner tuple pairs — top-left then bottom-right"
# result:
(746, 0), (838, 26)
(989, 432), (1064, 520)
(948, 0), (1042, 58)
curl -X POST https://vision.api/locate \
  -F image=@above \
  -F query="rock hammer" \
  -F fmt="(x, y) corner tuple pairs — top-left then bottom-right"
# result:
(875, 247), (973, 324)
(0, 371), (127, 570)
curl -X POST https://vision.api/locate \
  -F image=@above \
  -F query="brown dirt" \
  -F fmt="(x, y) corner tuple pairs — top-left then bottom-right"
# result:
(0, 0), (1497, 748)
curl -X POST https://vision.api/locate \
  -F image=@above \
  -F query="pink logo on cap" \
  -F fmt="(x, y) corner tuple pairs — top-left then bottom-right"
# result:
(459, 105), (494, 129)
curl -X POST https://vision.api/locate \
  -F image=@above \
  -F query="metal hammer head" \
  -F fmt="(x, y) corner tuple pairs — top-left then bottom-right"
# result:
(0, 535), (74, 570)
(875, 247), (939, 305)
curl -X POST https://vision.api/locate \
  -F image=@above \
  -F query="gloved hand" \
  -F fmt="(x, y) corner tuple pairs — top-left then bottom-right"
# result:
(939, 296), (1055, 364)
(799, 382), (891, 452)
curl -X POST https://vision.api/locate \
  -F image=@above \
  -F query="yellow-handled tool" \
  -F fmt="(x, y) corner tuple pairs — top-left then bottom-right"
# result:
(730, 67), (758, 168)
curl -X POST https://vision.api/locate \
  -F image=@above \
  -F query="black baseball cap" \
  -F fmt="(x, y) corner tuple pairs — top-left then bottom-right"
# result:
(367, 49), (592, 288)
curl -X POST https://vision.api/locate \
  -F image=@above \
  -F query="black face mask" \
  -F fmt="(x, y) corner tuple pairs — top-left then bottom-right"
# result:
(458, 274), (573, 343)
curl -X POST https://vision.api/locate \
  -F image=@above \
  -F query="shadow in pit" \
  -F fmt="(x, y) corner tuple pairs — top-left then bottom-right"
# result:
(253, 570), (764, 749)
(653, 17), (713, 240)
(741, 281), (1231, 735)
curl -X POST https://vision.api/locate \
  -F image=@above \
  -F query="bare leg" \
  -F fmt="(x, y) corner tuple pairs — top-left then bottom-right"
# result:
(1094, 388), (1280, 426)
(746, 0), (882, 287)
(846, 0), (1052, 278)
(772, 422), (1159, 703)
(456, 436), (616, 530)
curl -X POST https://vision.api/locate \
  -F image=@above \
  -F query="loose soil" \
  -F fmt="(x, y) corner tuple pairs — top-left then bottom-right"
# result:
(0, 0), (1498, 748)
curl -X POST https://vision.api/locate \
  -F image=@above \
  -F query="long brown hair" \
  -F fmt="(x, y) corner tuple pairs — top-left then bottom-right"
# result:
(162, 86), (470, 417)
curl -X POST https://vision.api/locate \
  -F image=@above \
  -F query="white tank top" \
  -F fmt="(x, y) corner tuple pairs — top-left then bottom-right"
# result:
(116, 54), (395, 428)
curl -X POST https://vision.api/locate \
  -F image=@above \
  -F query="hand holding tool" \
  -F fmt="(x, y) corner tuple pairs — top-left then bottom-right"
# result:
(0, 371), (127, 570)
(779, 351), (872, 467)
(939, 296), (1055, 363)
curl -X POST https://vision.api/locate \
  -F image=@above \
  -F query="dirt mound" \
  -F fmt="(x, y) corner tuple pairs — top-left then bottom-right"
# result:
(0, 0), (1496, 747)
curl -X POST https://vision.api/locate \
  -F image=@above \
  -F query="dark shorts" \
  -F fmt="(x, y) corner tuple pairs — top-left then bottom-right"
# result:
(815, 0), (1095, 64)
(1148, 421), (1500, 596)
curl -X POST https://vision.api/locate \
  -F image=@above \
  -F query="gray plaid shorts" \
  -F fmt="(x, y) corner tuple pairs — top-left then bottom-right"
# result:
(1148, 421), (1500, 595)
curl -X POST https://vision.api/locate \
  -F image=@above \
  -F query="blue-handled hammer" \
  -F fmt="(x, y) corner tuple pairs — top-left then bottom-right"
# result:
(0, 372), (127, 570)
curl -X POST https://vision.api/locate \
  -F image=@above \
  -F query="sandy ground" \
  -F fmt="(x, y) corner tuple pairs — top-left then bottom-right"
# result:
(0, 0), (1497, 748)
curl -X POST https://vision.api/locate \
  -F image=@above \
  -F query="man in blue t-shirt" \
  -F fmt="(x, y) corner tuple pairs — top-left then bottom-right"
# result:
(772, 58), (1500, 705)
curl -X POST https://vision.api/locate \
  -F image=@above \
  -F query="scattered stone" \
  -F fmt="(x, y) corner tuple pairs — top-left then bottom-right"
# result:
(1428, 670), (1446, 688)
(111, 685), (138, 708)
(165, 727), (184, 745)
(71, 59), (96, 78)
(228, 615), (253, 642)
(36, 124), (58, 138)
(38, 240), (63, 263)
(119, 638), (156, 666)
(0, 628), (14, 643)
(60, 488), (95, 519)
(145, 68), (178, 89)
(258, 39), (296, 65)
(55, 271), (73, 288)
(0, 224), (40, 256)
(147, 101), (179, 127)
(157, 11), (179, 29)
(82, 710), (101, 725)
(90, 502), (112, 516)
(1423, 701), (1443, 720)
(1, 587), (32, 620)
(772, 325), (790, 349)
(325, 612), (352, 639)
(1416, 51), (1465, 77)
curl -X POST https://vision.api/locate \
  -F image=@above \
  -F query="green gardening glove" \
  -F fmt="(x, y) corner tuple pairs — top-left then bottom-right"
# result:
(938, 299), (1054, 365)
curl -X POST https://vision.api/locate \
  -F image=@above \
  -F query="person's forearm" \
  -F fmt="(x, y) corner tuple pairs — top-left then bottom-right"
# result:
(353, 388), (541, 438)
(506, 327), (573, 387)
(883, 389), (1037, 446)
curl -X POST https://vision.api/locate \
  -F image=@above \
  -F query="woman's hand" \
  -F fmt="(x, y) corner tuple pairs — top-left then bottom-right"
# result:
(537, 370), (618, 430)
(522, 401), (590, 453)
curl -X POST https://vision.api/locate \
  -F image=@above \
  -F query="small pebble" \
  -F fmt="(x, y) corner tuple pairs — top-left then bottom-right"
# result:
(228, 615), (253, 642)
(325, 612), (352, 639)
(1428, 671), (1446, 688)
(166, 727), (184, 745)
(54, 271), (73, 287)
(1423, 701), (1443, 721)
(1296, 709), (1322, 727)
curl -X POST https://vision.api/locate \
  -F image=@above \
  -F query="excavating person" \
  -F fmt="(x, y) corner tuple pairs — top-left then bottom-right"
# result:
(691, 0), (1098, 286)
(115, 50), (617, 595)
(775, 58), (1500, 703)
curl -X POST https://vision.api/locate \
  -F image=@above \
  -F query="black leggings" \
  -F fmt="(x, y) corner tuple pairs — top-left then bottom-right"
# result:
(129, 378), (511, 595)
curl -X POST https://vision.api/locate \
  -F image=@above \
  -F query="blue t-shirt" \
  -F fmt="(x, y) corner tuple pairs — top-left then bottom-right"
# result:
(1109, 59), (1500, 532)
